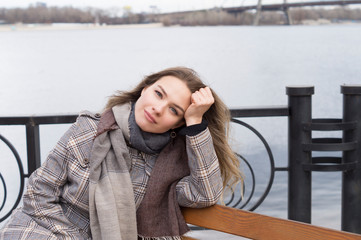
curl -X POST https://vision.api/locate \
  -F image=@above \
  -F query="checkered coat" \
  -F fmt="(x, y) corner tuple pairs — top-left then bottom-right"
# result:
(0, 110), (222, 240)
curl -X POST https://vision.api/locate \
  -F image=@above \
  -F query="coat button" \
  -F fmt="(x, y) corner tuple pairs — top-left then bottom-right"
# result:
(95, 113), (101, 118)
(83, 158), (89, 164)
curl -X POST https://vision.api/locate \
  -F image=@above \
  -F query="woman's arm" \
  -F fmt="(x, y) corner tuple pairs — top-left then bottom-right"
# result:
(176, 128), (223, 208)
(21, 113), (98, 238)
(23, 124), (72, 216)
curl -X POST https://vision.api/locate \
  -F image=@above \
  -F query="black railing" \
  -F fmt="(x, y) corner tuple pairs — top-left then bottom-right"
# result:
(286, 85), (361, 234)
(228, 107), (289, 211)
(0, 115), (77, 222)
(0, 85), (360, 234)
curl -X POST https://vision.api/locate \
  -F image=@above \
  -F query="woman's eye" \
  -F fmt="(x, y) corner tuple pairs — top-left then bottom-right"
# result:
(170, 107), (178, 115)
(155, 90), (162, 98)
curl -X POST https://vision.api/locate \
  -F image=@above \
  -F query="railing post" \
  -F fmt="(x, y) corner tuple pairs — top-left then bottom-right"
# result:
(26, 121), (41, 176)
(286, 86), (314, 223)
(341, 85), (361, 234)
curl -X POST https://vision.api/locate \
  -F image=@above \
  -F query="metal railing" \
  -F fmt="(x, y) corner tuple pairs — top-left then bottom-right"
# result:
(0, 115), (77, 222)
(1, 85), (360, 234)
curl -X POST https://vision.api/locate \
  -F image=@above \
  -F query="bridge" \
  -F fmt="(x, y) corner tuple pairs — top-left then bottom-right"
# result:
(224, 0), (361, 25)
(225, 0), (361, 12)
(160, 0), (361, 25)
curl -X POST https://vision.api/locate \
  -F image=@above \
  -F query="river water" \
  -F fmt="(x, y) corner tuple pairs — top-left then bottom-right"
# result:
(1, 24), (361, 235)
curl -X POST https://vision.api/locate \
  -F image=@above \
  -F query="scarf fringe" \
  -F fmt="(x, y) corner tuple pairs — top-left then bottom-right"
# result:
(138, 235), (182, 240)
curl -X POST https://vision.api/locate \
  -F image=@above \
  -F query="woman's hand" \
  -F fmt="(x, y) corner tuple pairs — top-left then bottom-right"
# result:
(184, 87), (214, 126)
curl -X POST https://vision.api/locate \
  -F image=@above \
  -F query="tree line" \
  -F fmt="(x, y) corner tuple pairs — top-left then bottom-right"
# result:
(0, 5), (360, 26)
(0, 6), (144, 25)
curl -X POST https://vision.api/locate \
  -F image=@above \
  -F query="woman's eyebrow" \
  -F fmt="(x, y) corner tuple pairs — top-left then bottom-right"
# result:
(158, 85), (185, 114)
(158, 85), (168, 97)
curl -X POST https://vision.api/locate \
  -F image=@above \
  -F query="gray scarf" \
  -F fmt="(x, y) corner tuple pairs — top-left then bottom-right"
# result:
(89, 103), (137, 240)
(129, 103), (171, 154)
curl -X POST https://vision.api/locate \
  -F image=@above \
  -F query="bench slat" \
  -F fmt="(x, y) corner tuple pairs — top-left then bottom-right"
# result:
(182, 205), (361, 240)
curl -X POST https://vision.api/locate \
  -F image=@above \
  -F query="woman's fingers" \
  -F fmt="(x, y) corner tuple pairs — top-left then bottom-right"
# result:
(191, 87), (214, 106)
(184, 87), (215, 126)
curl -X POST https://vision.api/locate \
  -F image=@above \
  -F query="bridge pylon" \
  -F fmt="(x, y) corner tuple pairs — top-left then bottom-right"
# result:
(253, 0), (293, 25)
(253, 0), (263, 25)
(283, 0), (293, 25)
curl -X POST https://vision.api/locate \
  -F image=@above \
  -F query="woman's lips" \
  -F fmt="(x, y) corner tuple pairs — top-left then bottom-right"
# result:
(144, 110), (156, 123)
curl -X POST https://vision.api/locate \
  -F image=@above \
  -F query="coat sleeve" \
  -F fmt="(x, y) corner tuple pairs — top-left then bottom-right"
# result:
(176, 128), (223, 208)
(21, 114), (97, 238)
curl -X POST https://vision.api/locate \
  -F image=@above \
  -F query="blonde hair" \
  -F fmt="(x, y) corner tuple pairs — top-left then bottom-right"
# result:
(106, 67), (243, 194)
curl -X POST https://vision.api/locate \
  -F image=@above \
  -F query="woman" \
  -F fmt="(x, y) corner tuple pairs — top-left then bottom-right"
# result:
(0, 67), (243, 240)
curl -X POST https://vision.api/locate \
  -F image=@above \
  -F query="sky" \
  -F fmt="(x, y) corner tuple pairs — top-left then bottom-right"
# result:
(0, 0), (265, 13)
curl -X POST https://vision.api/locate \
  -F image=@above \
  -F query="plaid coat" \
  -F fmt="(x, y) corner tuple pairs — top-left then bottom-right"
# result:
(0, 110), (222, 240)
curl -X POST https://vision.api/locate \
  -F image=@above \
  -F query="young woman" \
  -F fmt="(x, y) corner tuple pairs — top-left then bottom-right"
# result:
(0, 67), (243, 240)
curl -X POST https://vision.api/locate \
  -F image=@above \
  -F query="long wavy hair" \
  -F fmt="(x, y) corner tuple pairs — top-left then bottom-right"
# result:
(105, 67), (243, 195)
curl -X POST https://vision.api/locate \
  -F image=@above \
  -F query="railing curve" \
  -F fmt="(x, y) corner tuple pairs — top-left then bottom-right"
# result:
(0, 134), (25, 222)
(0, 173), (6, 212)
(226, 118), (276, 211)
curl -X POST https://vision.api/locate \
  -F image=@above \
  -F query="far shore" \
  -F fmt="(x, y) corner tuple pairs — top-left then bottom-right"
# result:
(0, 20), (360, 32)
(0, 22), (165, 32)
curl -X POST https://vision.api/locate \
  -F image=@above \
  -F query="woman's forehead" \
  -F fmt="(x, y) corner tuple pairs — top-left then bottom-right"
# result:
(154, 76), (188, 90)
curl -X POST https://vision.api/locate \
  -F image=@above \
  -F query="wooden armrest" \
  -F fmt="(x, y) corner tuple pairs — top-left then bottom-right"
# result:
(182, 204), (361, 240)
(181, 236), (198, 240)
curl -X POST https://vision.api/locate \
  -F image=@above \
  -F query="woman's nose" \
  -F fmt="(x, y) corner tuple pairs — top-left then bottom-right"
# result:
(153, 104), (166, 115)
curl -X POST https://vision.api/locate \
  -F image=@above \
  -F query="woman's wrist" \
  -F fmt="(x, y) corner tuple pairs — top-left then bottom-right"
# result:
(185, 117), (203, 126)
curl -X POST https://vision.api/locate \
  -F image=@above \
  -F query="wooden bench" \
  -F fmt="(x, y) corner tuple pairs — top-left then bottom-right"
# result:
(181, 204), (361, 240)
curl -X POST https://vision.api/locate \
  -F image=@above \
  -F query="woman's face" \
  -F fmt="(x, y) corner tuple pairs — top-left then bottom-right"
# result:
(135, 76), (192, 133)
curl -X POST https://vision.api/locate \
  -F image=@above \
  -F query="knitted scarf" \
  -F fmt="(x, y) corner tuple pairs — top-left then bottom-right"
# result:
(89, 103), (190, 240)
(129, 103), (171, 154)
(89, 104), (137, 240)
